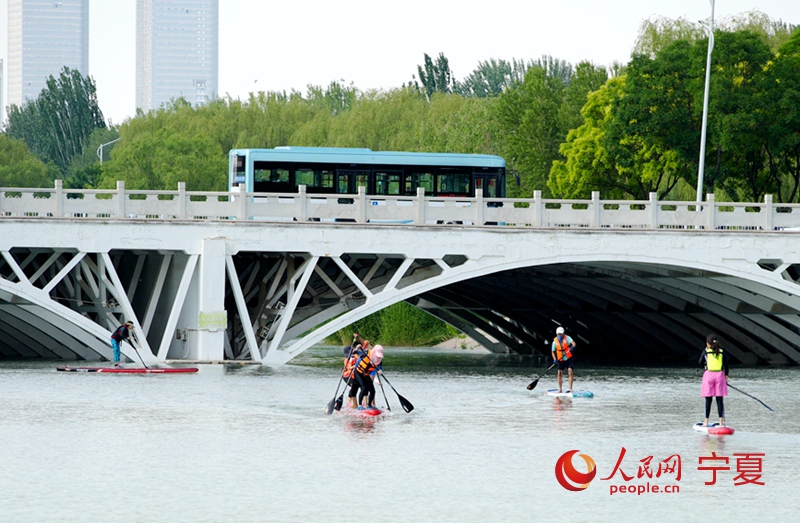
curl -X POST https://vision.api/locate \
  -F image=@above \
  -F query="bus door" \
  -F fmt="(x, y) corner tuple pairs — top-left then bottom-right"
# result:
(473, 174), (499, 198)
(336, 170), (370, 195)
(335, 170), (369, 213)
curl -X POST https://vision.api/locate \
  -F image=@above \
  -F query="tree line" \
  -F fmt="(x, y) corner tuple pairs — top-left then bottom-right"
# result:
(2, 12), (799, 205)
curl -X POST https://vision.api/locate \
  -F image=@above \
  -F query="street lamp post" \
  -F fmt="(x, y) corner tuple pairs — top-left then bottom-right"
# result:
(696, 0), (715, 203)
(97, 138), (121, 165)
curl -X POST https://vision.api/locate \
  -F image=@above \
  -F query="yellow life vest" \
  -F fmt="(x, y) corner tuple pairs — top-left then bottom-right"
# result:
(705, 348), (723, 371)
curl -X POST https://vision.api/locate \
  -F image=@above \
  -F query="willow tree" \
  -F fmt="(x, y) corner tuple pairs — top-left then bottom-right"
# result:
(5, 67), (106, 175)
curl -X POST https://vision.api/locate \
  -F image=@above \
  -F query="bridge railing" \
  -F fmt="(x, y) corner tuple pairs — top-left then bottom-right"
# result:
(1, 181), (799, 231)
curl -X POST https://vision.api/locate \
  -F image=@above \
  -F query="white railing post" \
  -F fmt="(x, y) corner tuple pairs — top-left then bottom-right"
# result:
(475, 187), (484, 225)
(649, 192), (658, 229)
(299, 184), (308, 222)
(116, 181), (126, 218)
(764, 194), (773, 231)
(415, 188), (425, 224)
(238, 183), (247, 220)
(357, 186), (367, 224)
(591, 191), (600, 227)
(178, 182), (187, 219)
(533, 190), (543, 227)
(55, 179), (64, 218)
(706, 193), (715, 230)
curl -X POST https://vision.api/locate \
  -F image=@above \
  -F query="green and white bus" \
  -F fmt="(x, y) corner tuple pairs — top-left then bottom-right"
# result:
(229, 147), (506, 198)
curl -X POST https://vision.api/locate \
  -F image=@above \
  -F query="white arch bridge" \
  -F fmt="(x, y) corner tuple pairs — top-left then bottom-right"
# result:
(1, 182), (800, 366)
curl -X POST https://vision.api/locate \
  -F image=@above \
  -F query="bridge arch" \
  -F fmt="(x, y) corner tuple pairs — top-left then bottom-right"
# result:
(240, 245), (800, 366)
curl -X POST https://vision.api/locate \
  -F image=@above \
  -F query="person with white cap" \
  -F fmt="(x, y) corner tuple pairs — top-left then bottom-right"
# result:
(552, 326), (576, 393)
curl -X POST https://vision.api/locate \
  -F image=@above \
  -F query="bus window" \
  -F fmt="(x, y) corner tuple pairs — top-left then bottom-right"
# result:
(487, 177), (498, 197)
(436, 169), (470, 196)
(337, 173), (350, 194)
(375, 171), (401, 195)
(418, 173), (434, 194)
(295, 168), (314, 186)
(355, 172), (369, 192)
(474, 175), (499, 197)
(406, 169), (434, 195)
(337, 170), (369, 194)
(253, 162), (291, 192)
(296, 166), (335, 193)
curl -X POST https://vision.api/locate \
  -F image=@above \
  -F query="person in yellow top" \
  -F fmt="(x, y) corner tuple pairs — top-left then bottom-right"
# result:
(699, 333), (729, 427)
(552, 326), (576, 393)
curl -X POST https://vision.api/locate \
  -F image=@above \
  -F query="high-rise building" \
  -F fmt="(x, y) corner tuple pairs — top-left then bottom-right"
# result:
(136, 0), (219, 112)
(6, 0), (89, 108)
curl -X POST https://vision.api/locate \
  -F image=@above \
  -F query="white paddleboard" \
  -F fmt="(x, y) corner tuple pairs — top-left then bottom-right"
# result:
(693, 422), (734, 435)
(546, 389), (594, 398)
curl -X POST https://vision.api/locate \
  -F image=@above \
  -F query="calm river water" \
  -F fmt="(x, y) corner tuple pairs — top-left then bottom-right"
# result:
(1, 347), (798, 522)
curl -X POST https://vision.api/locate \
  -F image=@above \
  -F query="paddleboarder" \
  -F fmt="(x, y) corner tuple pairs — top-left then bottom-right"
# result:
(343, 342), (364, 409)
(700, 333), (729, 427)
(110, 321), (134, 367)
(355, 344), (384, 409)
(552, 326), (576, 393)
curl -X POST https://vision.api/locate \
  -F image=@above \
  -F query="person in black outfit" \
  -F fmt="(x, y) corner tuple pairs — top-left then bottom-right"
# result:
(110, 321), (134, 366)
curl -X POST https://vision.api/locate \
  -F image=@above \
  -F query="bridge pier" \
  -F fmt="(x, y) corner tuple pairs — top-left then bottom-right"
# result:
(190, 239), (227, 361)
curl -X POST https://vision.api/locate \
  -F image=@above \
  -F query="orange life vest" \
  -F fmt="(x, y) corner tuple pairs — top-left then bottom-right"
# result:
(553, 336), (574, 361)
(342, 355), (357, 379)
(356, 349), (377, 375)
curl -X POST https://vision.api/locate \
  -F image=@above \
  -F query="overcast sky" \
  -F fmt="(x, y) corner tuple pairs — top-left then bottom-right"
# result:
(1, 1), (799, 125)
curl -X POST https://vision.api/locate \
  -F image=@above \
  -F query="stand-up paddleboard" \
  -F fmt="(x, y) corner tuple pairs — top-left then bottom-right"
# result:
(339, 405), (387, 418)
(57, 366), (198, 374)
(693, 422), (734, 435)
(546, 389), (594, 398)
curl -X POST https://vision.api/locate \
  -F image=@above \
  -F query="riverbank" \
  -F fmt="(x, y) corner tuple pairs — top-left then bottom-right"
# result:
(432, 336), (491, 353)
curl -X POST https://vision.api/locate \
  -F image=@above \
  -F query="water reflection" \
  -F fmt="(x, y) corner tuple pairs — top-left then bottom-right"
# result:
(552, 397), (574, 411)
(697, 434), (729, 454)
(343, 418), (379, 435)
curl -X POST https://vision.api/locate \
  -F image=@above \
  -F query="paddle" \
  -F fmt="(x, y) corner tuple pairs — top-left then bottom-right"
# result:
(379, 373), (413, 413)
(333, 392), (345, 411)
(728, 383), (774, 412)
(526, 363), (555, 390)
(128, 340), (148, 369)
(325, 377), (345, 415)
(377, 375), (391, 411)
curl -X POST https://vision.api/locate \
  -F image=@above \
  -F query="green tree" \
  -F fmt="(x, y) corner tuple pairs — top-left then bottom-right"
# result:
(555, 29), (779, 202)
(549, 77), (684, 199)
(413, 53), (455, 101)
(760, 27), (800, 202)
(634, 16), (705, 58)
(704, 31), (774, 201)
(65, 127), (120, 189)
(306, 80), (358, 116)
(455, 58), (532, 98)
(5, 67), (106, 174)
(633, 11), (796, 58)
(497, 60), (606, 196)
(0, 134), (56, 187)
